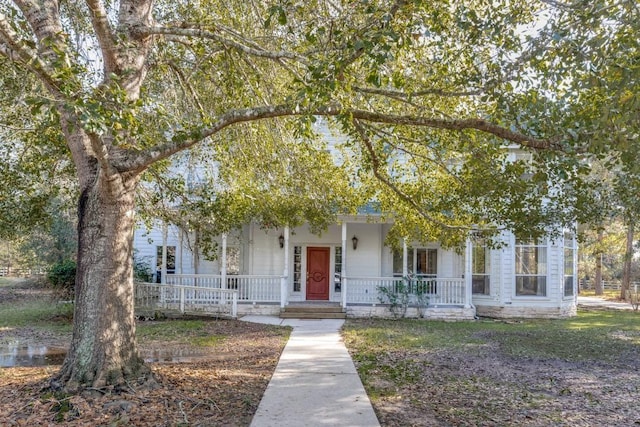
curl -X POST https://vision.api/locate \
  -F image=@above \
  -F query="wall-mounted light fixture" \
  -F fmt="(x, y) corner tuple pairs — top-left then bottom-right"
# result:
(278, 234), (285, 249)
(352, 235), (359, 250)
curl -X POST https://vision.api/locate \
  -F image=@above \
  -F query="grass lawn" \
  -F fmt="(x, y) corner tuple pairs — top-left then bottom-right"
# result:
(344, 311), (640, 426)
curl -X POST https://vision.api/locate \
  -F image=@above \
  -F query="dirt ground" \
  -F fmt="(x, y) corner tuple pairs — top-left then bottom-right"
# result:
(4, 280), (639, 426)
(345, 318), (640, 427)
(362, 346), (640, 426)
(0, 281), (289, 426)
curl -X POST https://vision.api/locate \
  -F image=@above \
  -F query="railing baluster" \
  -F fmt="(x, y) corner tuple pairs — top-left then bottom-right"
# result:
(343, 277), (466, 306)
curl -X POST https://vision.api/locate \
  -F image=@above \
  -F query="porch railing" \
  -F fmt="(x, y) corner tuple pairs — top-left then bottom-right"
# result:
(154, 274), (468, 308)
(165, 274), (282, 303)
(165, 274), (222, 288)
(134, 282), (237, 318)
(345, 277), (468, 306)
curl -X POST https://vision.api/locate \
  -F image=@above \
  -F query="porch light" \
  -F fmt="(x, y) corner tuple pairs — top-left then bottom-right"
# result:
(278, 234), (284, 249)
(352, 235), (359, 250)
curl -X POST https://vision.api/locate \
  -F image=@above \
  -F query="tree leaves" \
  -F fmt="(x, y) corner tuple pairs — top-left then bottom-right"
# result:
(1, 0), (638, 246)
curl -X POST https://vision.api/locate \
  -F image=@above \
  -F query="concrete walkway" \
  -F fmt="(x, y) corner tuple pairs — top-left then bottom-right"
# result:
(240, 316), (380, 427)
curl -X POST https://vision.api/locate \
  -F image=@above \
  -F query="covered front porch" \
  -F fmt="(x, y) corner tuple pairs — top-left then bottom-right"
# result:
(147, 218), (476, 320)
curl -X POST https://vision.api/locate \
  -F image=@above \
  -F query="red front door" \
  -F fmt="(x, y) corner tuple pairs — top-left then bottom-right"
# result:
(306, 247), (330, 300)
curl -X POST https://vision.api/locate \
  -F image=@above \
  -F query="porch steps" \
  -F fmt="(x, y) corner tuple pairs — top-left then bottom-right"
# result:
(280, 303), (346, 319)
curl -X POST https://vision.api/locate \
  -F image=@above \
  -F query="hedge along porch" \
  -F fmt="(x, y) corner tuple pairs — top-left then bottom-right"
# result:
(133, 215), (577, 320)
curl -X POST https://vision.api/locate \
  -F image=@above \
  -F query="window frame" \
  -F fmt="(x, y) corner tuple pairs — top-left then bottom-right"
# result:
(223, 246), (241, 275)
(514, 238), (547, 297)
(563, 232), (575, 297)
(334, 246), (343, 292)
(472, 242), (491, 295)
(393, 247), (438, 278)
(156, 245), (176, 273)
(293, 246), (302, 292)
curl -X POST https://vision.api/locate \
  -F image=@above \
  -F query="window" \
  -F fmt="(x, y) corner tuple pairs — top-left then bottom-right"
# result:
(515, 238), (547, 296)
(393, 247), (437, 277)
(156, 246), (176, 283)
(156, 246), (176, 272)
(225, 247), (240, 275)
(334, 246), (342, 292)
(416, 249), (437, 277)
(392, 248), (407, 276)
(293, 246), (302, 292)
(564, 232), (575, 297)
(472, 243), (490, 295)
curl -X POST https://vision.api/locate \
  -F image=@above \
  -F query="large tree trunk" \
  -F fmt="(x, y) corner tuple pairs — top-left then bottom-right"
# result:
(595, 228), (604, 296)
(52, 167), (152, 392)
(621, 221), (634, 301)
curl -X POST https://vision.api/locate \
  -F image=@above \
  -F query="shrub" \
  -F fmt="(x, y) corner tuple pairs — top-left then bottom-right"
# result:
(378, 279), (410, 319)
(133, 251), (153, 282)
(47, 259), (76, 300)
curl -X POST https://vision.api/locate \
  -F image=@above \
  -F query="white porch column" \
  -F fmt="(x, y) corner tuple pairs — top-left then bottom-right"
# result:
(464, 237), (473, 308)
(341, 222), (348, 309)
(177, 228), (183, 274)
(161, 223), (168, 285)
(402, 238), (408, 278)
(221, 233), (227, 289)
(281, 226), (290, 308)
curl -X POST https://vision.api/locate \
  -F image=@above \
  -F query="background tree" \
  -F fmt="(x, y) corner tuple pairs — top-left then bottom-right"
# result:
(541, 0), (640, 299)
(0, 0), (634, 392)
(579, 220), (634, 290)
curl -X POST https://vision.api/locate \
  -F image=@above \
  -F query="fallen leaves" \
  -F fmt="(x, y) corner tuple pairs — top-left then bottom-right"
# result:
(0, 321), (288, 426)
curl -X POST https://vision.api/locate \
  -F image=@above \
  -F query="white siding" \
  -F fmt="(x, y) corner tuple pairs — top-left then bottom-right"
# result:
(346, 223), (382, 277)
(251, 228), (286, 275)
(380, 224), (395, 277)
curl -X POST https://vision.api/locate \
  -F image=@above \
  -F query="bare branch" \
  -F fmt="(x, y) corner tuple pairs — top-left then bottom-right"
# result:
(167, 61), (206, 119)
(142, 25), (308, 64)
(345, 109), (561, 150)
(354, 85), (484, 99)
(115, 103), (561, 173)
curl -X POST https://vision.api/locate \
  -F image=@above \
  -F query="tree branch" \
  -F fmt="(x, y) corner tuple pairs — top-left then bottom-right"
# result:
(167, 61), (206, 119)
(353, 85), (484, 99)
(115, 103), (561, 173)
(142, 25), (308, 64)
(85, 0), (118, 73)
(113, 104), (299, 172)
(0, 12), (64, 98)
(358, 121), (466, 186)
(345, 109), (561, 150)
(14, 0), (64, 58)
(353, 119), (468, 231)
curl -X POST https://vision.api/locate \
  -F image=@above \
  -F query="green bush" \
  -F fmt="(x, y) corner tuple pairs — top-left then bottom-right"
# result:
(47, 259), (76, 299)
(133, 251), (153, 282)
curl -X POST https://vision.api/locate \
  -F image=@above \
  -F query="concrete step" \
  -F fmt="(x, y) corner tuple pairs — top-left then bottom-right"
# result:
(280, 303), (346, 319)
(283, 306), (344, 313)
(280, 311), (347, 319)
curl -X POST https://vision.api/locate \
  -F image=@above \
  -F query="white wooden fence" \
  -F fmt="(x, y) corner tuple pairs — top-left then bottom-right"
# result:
(0, 267), (46, 277)
(580, 281), (640, 291)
